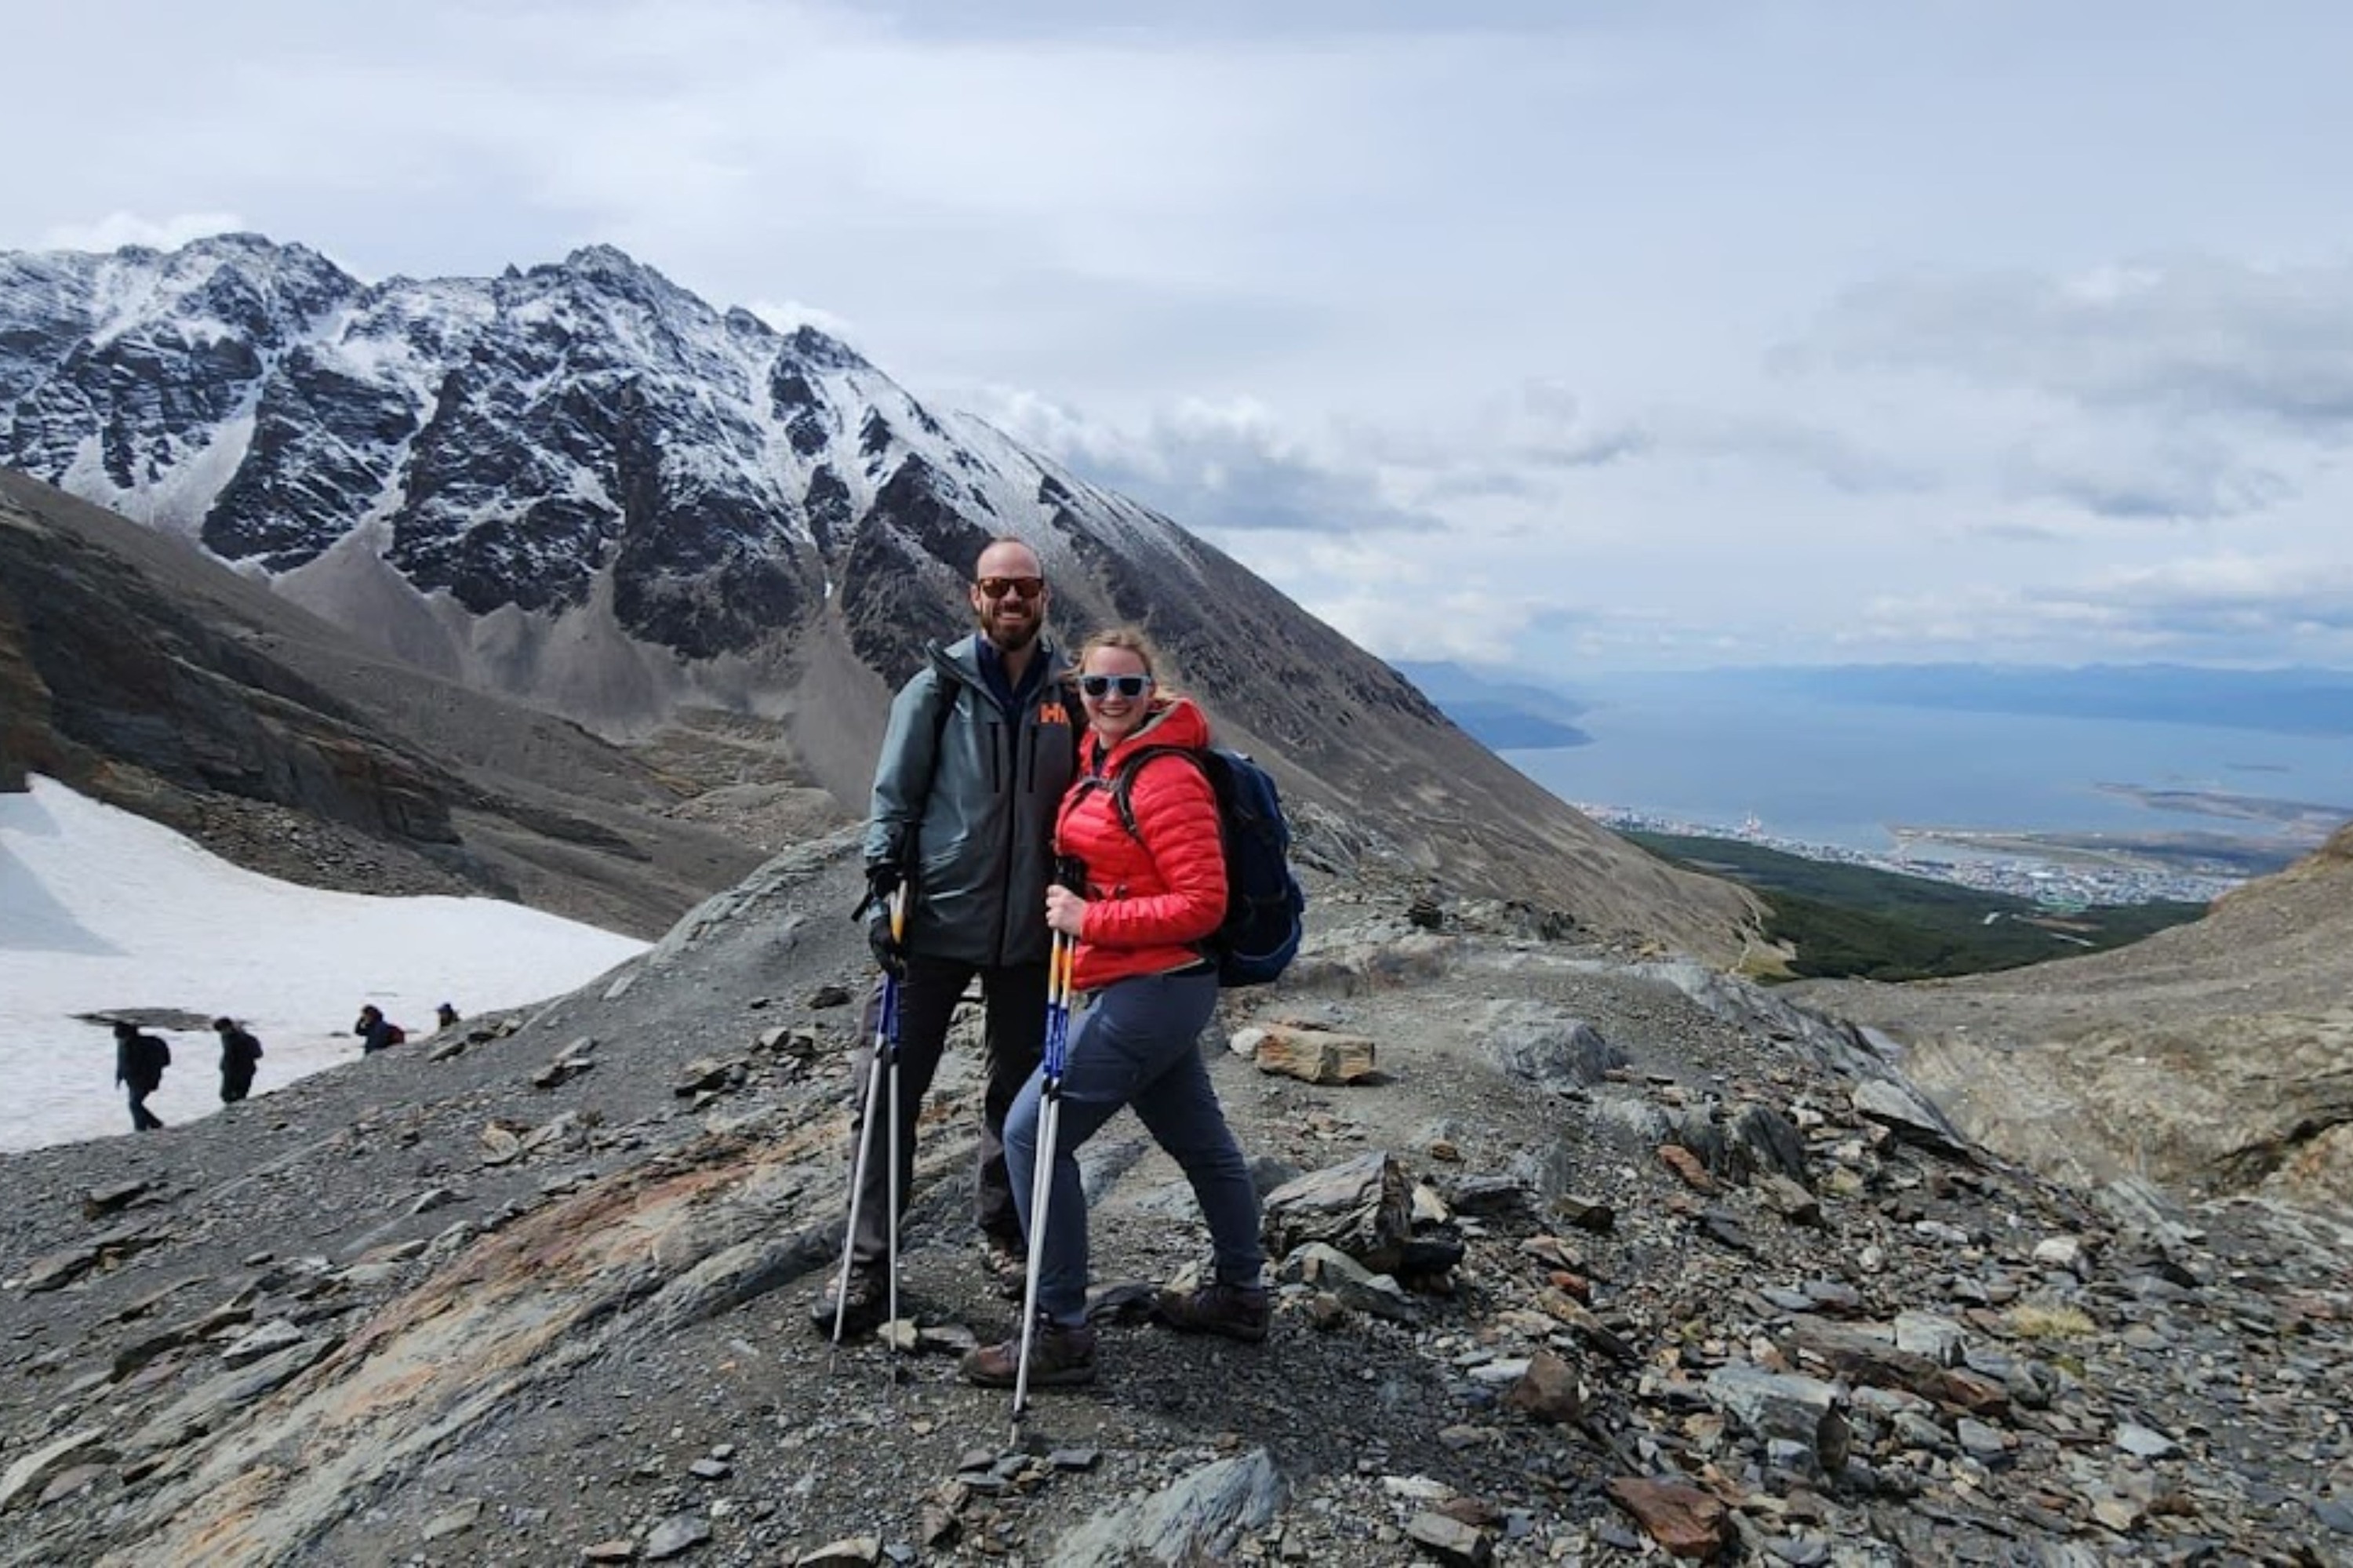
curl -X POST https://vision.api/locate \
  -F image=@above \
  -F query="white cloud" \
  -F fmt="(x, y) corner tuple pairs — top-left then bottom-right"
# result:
(2055, 553), (2353, 636)
(1995, 423), (2293, 522)
(747, 298), (861, 342)
(975, 387), (1442, 537)
(1852, 553), (2353, 662)
(1798, 258), (2353, 426)
(37, 211), (247, 253)
(1303, 580), (1555, 665)
(5, 2), (2353, 671)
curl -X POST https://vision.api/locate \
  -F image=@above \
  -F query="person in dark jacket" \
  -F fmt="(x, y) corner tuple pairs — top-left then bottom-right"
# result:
(213, 1017), (263, 1103)
(959, 628), (1267, 1389)
(112, 1020), (169, 1131)
(435, 1002), (461, 1031)
(810, 536), (1081, 1338)
(354, 1005), (402, 1053)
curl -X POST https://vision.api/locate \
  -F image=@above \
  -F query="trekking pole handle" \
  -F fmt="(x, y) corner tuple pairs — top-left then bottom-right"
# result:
(1042, 932), (1076, 1079)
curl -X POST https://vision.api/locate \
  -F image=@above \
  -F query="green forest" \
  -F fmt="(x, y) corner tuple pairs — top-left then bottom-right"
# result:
(1623, 831), (2210, 983)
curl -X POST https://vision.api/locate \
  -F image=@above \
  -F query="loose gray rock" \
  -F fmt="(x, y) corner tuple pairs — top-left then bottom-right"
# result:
(645, 1512), (711, 1559)
(1705, 1365), (1851, 1473)
(0, 1429), (112, 1512)
(1047, 1448), (1285, 1568)
(1476, 1002), (1625, 1093)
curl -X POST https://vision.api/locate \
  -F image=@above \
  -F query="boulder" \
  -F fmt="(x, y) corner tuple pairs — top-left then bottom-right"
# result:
(1262, 1150), (1415, 1274)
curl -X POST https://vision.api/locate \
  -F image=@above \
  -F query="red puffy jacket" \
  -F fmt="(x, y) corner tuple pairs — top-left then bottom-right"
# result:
(1055, 697), (1227, 992)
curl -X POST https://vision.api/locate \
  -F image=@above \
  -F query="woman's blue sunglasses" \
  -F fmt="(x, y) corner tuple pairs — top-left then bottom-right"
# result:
(1079, 674), (1152, 700)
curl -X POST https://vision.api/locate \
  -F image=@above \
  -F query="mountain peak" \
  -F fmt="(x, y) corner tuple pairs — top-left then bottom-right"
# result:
(786, 322), (871, 372)
(555, 242), (671, 289)
(144, 231), (347, 282)
(177, 229), (289, 256)
(130, 234), (361, 326)
(722, 304), (774, 339)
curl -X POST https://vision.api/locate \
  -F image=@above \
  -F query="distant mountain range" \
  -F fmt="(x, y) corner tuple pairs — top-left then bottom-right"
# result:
(1388, 660), (1590, 749)
(1726, 664), (2353, 737)
(1399, 660), (2353, 743)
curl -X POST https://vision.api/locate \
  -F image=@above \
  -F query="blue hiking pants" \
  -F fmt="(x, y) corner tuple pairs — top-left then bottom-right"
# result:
(1003, 967), (1264, 1326)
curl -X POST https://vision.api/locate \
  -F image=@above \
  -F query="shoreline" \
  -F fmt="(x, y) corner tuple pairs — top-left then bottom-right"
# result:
(1578, 802), (2289, 907)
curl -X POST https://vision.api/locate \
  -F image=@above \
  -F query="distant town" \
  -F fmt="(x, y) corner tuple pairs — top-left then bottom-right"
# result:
(1577, 805), (2247, 909)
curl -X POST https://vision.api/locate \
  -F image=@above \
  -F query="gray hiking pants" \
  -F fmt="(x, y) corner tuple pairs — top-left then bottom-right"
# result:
(1004, 967), (1264, 1326)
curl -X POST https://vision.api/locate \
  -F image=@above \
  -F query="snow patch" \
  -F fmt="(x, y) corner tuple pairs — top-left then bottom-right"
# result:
(0, 776), (649, 1153)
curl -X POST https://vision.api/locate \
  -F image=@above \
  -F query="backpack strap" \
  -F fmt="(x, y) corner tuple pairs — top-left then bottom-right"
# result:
(1106, 745), (1208, 841)
(856, 654), (961, 922)
(926, 653), (961, 759)
(1057, 676), (1086, 773)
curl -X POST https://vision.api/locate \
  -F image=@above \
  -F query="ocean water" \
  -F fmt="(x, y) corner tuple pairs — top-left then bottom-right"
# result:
(1504, 690), (2353, 853)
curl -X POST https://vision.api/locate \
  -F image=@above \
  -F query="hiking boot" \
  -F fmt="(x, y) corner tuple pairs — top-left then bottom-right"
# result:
(807, 1265), (889, 1340)
(1155, 1282), (1271, 1344)
(960, 1315), (1097, 1388)
(981, 1235), (1029, 1301)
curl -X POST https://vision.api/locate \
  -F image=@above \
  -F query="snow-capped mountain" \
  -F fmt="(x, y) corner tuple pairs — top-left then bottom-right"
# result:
(0, 234), (1757, 948)
(0, 235), (1206, 682)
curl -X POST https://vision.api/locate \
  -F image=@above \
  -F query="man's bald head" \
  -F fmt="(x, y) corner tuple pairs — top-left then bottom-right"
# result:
(970, 537), (1048, 654)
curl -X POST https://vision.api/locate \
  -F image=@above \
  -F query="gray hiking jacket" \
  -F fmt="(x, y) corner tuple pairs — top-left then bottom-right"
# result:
(864, 634), (1079, 969)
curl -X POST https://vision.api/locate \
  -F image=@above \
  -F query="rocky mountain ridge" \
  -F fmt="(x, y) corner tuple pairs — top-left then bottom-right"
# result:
(0, 467), (785, 937)
(1789, 820), (2353, 1220)
(1, 839), (2346, 1565)
(0, 232), (1381, 723)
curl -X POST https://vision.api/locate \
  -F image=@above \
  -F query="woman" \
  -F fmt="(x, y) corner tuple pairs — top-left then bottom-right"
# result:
(962, 628), (1270, 1389)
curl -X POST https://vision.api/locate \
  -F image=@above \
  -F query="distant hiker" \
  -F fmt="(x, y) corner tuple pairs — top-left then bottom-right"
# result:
(435, 1002), (460, 1030)
(810, 536), (1081, 1338)
(213, 1017), (263, 1103)
(354, 1004), (405, 1054)
(112, 1020), (169, 1132)
(962, 628), (1268, 1389)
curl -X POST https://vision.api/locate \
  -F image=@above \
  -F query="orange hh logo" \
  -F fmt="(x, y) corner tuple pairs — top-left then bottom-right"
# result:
(1040, 700), (1072, 729)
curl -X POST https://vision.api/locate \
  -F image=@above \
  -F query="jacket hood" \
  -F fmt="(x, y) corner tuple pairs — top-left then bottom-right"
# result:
(934, 631), (1070, 693)
(1092, 694), (1212, 769)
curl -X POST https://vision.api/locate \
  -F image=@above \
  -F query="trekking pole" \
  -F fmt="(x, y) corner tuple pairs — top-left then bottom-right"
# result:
(882, 889), (907, 1382)
(831, 884), (907, 1355)
(1011, 930), (1076, 1432)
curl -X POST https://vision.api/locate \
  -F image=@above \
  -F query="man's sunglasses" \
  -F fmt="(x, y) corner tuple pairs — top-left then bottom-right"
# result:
(1079, 674), (1152, 700)
(975, 576), (1045, 601)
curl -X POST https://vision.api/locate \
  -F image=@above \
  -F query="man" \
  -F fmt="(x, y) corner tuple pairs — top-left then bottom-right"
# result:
(811, 537), (1080, 1337)
(213, 1017), (263, 1103)
(111, 1020), (169, 1132)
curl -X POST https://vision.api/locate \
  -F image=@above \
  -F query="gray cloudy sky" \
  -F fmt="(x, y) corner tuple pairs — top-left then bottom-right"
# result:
(8, 0), (2351, 671)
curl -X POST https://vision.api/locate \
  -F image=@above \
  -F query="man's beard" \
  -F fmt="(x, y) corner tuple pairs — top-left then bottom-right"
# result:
(980, 609), (1042, 653)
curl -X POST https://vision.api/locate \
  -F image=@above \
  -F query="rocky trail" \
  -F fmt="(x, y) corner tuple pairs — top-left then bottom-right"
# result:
(3, 835), (2349, 1566)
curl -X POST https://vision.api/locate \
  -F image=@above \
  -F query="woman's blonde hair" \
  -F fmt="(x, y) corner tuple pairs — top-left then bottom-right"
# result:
(1076, 627), (1181, 694)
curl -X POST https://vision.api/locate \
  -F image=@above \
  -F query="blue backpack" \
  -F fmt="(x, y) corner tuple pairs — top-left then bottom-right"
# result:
(1103, 745), (1307, 987)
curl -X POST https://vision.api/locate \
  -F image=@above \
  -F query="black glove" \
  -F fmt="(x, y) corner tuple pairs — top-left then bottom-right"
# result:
(857, 862), (904, 915)
(867, 908), (906, 977)
(862, 864), (907, 976)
